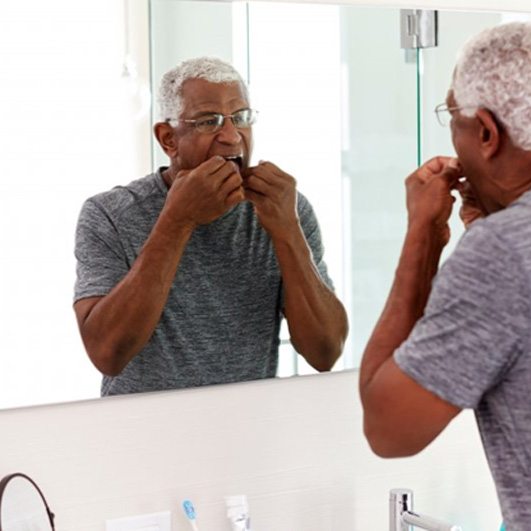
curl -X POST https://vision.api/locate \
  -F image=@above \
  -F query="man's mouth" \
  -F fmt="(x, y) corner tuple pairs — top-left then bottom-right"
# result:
(223, 155), (243, 169)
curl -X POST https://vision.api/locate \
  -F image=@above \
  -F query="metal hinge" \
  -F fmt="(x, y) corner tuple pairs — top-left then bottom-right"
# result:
(400, 9), (438, 49)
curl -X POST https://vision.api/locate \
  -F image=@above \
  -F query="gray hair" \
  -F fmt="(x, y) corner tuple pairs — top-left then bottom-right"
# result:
(157, 57), (248, 122)
(452, 21), (531, 151)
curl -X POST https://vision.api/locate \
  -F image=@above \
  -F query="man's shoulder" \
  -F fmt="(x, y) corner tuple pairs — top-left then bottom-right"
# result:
(440, 195), (531, 290)
(473, 189), (531, 252)
(85, 170), (165, 218)
(490, 189), (531, 230)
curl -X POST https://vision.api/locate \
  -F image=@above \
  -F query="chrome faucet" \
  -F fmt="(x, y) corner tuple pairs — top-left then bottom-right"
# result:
(390, 489), (462, 531)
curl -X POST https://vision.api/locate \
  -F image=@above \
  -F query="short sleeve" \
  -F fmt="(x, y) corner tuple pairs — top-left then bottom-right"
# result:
(394, 223), (530, 409)
(74, 198), (129, 301)
(297, 192), (334, 291)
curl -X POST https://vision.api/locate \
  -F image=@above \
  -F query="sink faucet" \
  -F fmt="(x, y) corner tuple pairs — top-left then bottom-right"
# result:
(389, 489), (462, 531)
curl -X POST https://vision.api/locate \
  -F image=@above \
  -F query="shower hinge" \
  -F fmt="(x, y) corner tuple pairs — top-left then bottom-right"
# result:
(400, 9), (438, 49)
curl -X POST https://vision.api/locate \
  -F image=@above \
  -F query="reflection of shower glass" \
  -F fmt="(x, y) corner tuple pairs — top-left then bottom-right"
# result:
(400, 10), (439, 165)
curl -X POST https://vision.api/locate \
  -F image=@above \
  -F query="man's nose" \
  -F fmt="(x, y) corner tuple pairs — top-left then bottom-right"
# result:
(217, 117), (242, 143)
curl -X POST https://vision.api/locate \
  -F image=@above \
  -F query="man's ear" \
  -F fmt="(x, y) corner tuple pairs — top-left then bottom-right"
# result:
(153, 122), (178, 157)
(475, 108), (501, 160)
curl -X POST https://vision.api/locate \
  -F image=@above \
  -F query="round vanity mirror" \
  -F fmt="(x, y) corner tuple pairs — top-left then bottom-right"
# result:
(0, 473), (55, 531)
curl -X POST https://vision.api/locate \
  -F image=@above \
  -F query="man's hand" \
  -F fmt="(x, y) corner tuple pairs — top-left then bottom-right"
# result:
(243, 161), (298, 238)
(405, 156), (464, 245)
(166, 156), (245, 228)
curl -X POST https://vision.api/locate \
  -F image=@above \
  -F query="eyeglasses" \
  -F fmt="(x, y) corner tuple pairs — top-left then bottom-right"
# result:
(434, 102), (477, 127)
(168, 108), (258, 134)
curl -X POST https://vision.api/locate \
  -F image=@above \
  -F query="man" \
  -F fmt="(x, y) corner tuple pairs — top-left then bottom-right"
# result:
(74, 57), (348, 397)
(359, 22), (531, 529)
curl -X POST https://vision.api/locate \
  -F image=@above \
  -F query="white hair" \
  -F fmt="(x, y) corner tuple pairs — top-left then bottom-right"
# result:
(157, 57), (248, 122)
(452, 21), (531, 151)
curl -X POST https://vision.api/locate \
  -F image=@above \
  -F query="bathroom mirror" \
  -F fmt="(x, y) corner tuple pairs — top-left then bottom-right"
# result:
(0, 0), (529, 410)
(0, 473), (55, 531)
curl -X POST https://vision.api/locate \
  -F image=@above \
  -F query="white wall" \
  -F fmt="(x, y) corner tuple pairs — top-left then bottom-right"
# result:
(0, 0), (152, 409)
(0, 371), (500, 530)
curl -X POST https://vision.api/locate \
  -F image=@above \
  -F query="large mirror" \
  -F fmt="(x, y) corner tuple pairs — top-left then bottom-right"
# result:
(1, 0), (529, 409)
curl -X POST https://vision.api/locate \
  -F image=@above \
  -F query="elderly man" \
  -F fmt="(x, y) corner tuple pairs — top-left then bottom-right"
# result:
(74, 57), (348, 396)
(359, 22), (531, 529)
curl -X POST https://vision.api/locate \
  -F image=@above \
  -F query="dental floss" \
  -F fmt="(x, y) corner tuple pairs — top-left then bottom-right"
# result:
(182, 499), (200, 531)
(225, 495), (251, 531)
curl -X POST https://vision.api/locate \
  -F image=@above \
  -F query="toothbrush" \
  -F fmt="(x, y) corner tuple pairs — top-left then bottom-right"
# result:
(182, 499), (200, 531)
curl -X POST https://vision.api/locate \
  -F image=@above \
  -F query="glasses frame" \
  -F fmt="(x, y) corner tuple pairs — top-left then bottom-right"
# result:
(167, 108), (258, 134)
(434, 102), (477, 127)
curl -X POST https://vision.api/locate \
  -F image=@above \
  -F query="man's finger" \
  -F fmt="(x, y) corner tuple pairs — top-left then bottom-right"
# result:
(416, 156), (462, 182)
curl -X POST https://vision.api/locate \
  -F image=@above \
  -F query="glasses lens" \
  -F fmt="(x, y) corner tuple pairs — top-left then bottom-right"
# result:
(232, 109), (257, 128)
(195, 114), (224, 133)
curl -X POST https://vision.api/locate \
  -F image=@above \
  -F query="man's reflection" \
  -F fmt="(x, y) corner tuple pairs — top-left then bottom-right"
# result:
(73, 57), (348, 396)
(359, 22), (531, 530)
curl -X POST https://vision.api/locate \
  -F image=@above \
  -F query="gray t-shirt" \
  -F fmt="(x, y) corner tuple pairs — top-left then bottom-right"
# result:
(395, 190), (531, 530)
(74, 168), (333, 396)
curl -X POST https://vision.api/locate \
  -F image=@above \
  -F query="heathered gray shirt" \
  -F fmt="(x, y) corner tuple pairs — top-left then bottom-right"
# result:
(74, 168), (333, 396)
(395, 189), (531, 530)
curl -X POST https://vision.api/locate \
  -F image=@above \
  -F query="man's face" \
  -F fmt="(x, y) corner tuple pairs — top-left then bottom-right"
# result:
(170, 78), (253, 173)
(446, 89), (495, 213)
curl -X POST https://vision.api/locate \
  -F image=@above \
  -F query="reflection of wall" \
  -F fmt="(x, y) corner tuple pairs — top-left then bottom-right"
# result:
(0, 0), (152, 409)
(246, 2), (344, 374)
(150, 0), (236, 168)
(0, 371), (501, 529)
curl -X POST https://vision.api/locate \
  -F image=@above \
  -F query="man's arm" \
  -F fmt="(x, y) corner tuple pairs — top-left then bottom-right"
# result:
(75, 157), (244, 377)
(244, 161), (348, 371)
(359, 157), (462, 457)
(74, 217), (194, 377)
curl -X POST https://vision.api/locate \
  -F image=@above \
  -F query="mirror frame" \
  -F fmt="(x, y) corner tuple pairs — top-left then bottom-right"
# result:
(0, 473), (55, 531)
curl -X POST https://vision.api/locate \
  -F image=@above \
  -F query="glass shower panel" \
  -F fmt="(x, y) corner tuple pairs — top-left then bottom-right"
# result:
(340, 6), (418, 368)
(419, 10), (531, 259)
(245, 3), (419, 372)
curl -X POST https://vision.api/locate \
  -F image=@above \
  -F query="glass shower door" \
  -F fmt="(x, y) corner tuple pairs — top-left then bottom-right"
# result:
(339, 5), (418, 368)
